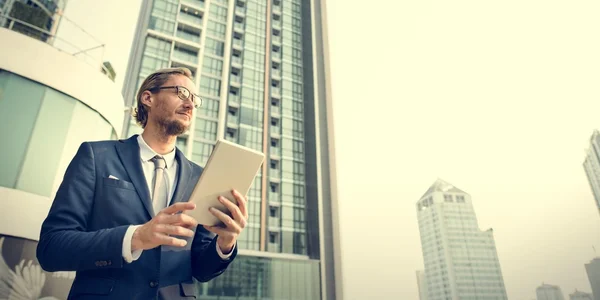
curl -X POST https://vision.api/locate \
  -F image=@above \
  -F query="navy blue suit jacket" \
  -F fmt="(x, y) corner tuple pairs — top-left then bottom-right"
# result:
(37, 135), (236, 299)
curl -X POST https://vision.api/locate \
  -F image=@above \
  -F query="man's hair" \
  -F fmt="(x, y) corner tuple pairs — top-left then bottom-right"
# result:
(132, 67), (193, 128)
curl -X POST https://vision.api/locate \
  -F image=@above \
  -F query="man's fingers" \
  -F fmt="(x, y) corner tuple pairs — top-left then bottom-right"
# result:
(155, 224), (194, 237)
(155, 233), (188, 247)
(160, 213), (198, 227)
(209, 207), (241, 233)
(161, 202), (196, 215)
(203, 225), (227, 236)
(218, 196), (244, 224)
(231, 190), (248, 220)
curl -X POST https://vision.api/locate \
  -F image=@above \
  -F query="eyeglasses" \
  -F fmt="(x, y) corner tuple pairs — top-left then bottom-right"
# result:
(148, 85), (202, 108)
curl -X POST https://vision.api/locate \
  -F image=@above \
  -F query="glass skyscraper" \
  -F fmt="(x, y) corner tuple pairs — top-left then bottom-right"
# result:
(121, 0), (341, 299)
(416, 179), (508, 300)
(583, 130), (600, 218)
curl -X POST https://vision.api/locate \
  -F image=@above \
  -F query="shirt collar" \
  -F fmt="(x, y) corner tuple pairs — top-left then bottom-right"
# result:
(137, 135), (176, 169)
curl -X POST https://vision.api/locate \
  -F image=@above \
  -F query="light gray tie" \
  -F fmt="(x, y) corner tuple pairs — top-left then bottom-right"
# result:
(151, 155), (168, 215)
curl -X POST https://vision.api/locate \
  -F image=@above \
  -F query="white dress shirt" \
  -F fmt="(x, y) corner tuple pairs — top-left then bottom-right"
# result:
(121, 135), (233, 263)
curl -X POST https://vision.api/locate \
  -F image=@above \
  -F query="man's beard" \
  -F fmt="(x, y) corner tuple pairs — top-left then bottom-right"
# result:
(157, 115), (189, 136)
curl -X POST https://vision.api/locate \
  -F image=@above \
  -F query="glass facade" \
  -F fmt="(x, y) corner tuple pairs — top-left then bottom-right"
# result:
(0, 70), (115, 198)
(121, 0), (337, 298)
(197, 255), (320, 299)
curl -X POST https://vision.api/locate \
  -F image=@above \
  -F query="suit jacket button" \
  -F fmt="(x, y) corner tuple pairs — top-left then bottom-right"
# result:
(149, 281), (158, 288)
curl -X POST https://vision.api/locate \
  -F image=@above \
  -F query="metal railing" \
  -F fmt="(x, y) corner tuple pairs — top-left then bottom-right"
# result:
(0, 12), (112, 79)
(232, 38), (243, 47)
(173, 48), (199, 64)
(234, 22), (244, 31)
(178, 12), (202, 26)
(232, 56), (242, 65)
(175, 30), (200, 43)
(181, 0), (205, 9)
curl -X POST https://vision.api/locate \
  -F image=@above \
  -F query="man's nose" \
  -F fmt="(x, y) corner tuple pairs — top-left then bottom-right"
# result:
(181, 98), (194, 109)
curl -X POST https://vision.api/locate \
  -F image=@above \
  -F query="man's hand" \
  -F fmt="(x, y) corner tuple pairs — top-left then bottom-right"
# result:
(204, 190), (248, 254)
(132, 202), (198, 251)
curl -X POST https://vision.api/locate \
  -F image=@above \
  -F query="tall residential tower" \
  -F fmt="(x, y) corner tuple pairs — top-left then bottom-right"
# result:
(121, 0), (341, 299)
(416, 179), (507, 300)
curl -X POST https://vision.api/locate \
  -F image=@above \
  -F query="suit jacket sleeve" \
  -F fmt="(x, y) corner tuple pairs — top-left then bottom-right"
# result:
(191, 226), (238, 282)
(36, 142), (129, 272)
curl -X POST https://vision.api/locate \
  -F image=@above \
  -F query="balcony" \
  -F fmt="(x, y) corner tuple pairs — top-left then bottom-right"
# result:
(182, 0), (205, 10)
(273, 6), (281, 15)
(230, 74), (241, 87)
(232, 38), (243, 50)
(270, 169), (281, 179)
(175, 28), (200, 44)
(231, 55), (242, 66)
(270, 146), (281, 157)
(269, 217), (280, 227)
(228, 94), (241, 106)
(271, 52), (281, 63)
(271, 98), (281, 115)
(178, 11), (203, 27)
(268, 243), (280, 252)
(227, 115), (239, 125)
(271, 88), (281, 100)
(172, 47), (199, 65)
(271, 86), (281, 96)
(271, 69), (281, 78)
(272, 19), (282, 30)
(269, 191), (280, 201)
(235, 7), (245, 18)
(234, 22), (244, 32)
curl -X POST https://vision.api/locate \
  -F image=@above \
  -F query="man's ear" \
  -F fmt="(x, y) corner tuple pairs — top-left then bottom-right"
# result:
(141, 90), (153, 107)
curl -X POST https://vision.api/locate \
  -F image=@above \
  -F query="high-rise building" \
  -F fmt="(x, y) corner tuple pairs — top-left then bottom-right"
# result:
(586, 257), (600, 300)
(121, 0), (341, 299)
(0, 10), (125, 299)
(416, 270), (428, 300)
(416, 179), (508, 300)
(537, 284), (566, 300)
(569, 290), (593, 300)
(583, 130), (600, 217)
(0, 0), (67, 42)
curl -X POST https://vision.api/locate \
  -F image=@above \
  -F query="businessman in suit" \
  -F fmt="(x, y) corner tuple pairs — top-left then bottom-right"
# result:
(37, 67), (247, 299)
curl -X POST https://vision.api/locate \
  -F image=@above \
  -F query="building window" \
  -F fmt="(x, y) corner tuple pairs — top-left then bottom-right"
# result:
(194, 119), (217, 140)
(205, 38), (225, 56)
(226, 127), (237, 139)
(202, 57), (223, 76)
(270, 182), (279, 193)
(269, 206), (278, 217)
(269, 232), (278, 243)
(444, 194), (453, 202)
(199, 77), (221, 97)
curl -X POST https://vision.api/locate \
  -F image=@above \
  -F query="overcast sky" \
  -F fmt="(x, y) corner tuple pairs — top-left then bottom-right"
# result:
(58, 0), (600, 299)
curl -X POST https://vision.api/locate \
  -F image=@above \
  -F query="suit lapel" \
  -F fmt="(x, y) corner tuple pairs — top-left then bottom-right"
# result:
(115, 135), (154, 218)
(171, 148), (202, 205)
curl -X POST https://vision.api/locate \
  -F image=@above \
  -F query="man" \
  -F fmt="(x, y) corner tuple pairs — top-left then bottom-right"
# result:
(36, 67), (247, 299)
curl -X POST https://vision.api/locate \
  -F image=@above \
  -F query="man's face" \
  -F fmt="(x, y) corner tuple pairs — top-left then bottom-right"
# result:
(146, 74), (197, 136)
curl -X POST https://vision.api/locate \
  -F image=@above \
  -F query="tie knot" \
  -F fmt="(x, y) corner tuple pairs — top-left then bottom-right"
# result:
(151, 155), (166, 170)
